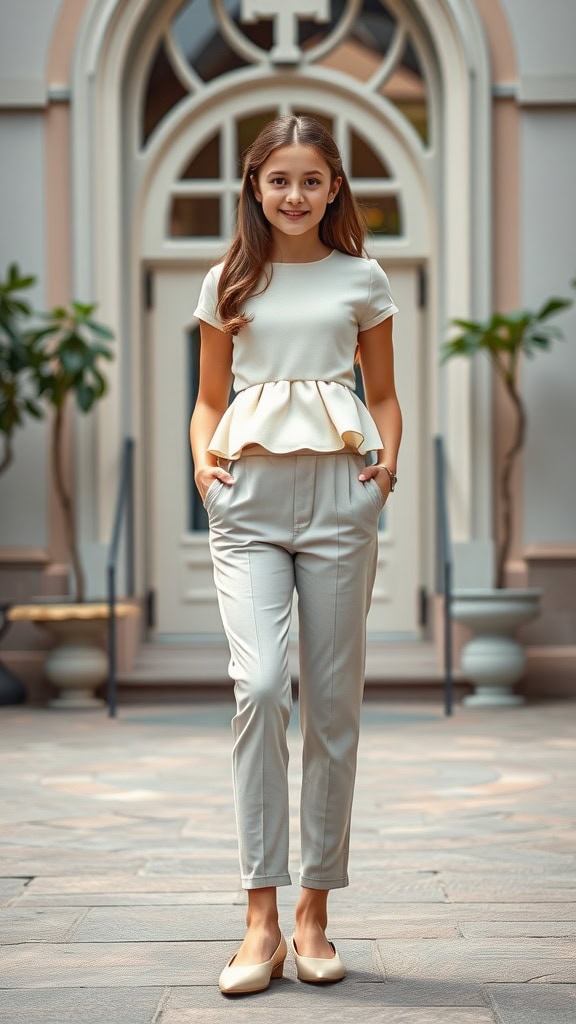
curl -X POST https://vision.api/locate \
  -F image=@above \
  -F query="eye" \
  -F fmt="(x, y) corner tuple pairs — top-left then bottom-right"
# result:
(270, 177), (286, 186)
(305, 178), (321, 187)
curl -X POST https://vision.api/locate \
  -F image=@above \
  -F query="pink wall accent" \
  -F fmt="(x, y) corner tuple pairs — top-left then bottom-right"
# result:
(492, 98), (525, 581)
(474, 0), (518, 82)
(45, 0), (89, 582)
(474, 2), (523, 582)
(47, 0), (92, 84)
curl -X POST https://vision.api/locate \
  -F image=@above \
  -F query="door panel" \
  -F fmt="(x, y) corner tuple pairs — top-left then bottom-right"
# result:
(366, 263), (422, 637)
(147, 266), (218, 636)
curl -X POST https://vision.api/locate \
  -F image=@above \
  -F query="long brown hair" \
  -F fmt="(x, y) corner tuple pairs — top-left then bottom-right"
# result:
(217, 115), (366, 334)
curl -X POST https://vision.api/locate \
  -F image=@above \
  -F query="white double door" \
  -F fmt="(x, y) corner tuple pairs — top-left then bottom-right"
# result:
(146, 261), (424, 641)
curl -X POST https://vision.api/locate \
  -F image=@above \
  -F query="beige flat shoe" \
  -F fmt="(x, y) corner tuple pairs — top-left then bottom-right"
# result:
(291, 934), (346, 983)
(219, 934), (287, 995)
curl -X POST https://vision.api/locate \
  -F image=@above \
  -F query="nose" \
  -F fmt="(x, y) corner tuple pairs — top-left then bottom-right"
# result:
(286, 183), (304, 204)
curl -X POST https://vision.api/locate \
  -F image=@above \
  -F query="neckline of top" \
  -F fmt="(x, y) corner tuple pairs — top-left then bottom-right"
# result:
(269, 250), (337, 266)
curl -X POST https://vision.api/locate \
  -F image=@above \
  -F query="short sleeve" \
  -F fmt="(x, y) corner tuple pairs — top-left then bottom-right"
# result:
(193, 264), (226, 331)
(358, 260), (399, 332)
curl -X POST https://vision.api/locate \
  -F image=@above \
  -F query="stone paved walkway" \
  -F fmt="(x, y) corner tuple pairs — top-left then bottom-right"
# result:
(0, 698), (575, 1023)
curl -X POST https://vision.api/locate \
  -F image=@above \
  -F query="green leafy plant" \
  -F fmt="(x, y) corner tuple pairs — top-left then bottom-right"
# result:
(1, 262), (115, 602)
(0, 265), (44, 474)
(442, 292), (572, 588)
(30, 303), (115, 602)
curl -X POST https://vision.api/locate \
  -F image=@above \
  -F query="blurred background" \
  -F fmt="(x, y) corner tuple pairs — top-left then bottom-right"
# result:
(0, 0), (575, 707)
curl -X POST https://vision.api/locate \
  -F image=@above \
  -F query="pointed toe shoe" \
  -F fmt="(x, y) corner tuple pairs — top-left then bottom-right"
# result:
(291, 934), (345, 983)
(219, 934), (287, 995)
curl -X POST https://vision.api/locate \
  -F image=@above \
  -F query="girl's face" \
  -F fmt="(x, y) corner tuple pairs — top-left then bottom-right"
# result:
(252, 143), (341, 245)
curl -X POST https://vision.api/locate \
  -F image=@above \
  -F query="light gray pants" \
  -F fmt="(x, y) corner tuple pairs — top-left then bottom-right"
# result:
(205, 453), (384, 890)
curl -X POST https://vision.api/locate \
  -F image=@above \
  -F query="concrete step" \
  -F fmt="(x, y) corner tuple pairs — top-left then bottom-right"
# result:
(116, 639), (466, 701)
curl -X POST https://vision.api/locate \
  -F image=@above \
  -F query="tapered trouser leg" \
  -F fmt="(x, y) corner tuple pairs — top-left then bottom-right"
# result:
(206, 454), (383, 891)
(295, 482), (378, 889)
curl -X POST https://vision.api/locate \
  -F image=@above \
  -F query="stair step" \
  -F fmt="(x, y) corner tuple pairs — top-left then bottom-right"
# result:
(117, 641), (461, 688)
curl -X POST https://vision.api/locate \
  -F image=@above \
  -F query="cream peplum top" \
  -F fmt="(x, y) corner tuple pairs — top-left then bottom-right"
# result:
(193, 249), (398, 460)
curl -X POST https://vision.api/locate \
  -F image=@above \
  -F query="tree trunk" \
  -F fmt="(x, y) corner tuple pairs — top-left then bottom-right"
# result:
(52, 403), (85, 602)
(0, 434), (13, 475)
(496, 383), (526, 588)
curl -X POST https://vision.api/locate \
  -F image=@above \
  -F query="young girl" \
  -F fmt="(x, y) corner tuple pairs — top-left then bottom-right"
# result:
(190, 115), (401, 995)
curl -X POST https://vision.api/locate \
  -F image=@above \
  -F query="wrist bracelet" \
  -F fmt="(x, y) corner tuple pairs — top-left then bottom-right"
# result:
(376, 464), (397, 492)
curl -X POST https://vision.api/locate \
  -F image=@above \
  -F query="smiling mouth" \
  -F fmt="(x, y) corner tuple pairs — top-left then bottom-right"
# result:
(280, 210), (308, 218)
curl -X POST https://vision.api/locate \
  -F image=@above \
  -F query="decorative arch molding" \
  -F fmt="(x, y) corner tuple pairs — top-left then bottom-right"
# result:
(71, 0), (493, 590)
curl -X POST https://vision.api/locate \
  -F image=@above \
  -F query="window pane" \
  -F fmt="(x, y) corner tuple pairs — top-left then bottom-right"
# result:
(379, 39), (428, 144)
(298, 0), (347, 49)
(357, 195), (401, 235)
(187, 326), (208, 531)
(317, 0), (396, 81)
(230, 4), (273, 50)
(188, 324), (234, 531)
(172, 0), (250, 83)
(355, 0), (397, 58)
(179, 132), (221, 179)
(236, 110), (279, 172)
(170, 196), (221, 237)
(350, 129), (391, 179)
(142, 41), (188, 145)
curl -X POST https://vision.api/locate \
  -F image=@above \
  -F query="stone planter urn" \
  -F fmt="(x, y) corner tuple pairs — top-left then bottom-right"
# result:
(7, 602), (138, 709)
(452, 588), (542, 707)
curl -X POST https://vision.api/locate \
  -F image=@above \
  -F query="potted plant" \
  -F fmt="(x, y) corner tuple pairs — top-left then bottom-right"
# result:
(32, 296), (115, 602)
(0, 263), (129, 708)
(442, 290), (572, 705)
(0, 265), (45, 474)
(0, 265), (44, 704)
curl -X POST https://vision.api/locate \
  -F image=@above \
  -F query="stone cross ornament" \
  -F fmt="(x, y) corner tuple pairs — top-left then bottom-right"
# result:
(241, 0), (330, 63)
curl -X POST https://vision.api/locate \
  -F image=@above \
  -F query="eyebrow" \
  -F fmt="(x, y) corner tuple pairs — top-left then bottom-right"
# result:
(265, 169), (326, 177)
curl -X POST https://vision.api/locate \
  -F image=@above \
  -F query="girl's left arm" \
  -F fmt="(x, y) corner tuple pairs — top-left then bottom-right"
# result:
(358, 317), (403, 498)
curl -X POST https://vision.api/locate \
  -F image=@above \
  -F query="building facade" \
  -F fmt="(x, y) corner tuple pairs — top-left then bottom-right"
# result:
(1, 0), (575, 697)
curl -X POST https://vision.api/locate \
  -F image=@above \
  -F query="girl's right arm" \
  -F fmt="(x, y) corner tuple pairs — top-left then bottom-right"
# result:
(189, 320), (234, 502)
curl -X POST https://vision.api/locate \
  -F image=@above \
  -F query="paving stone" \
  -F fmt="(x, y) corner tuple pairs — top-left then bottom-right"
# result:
(485, 983), (576, 1024)
(12, 891), (243, 907)
(460, 920), (576, 938)
(159, 1003), (496, 1023)
(378, 938), (576, 983)
(164, 979), (488, 1009)
(23, 874), (243, 893)
(47, 814), (173, 830)
(440, 872), (576, 903)
(330, 901), (576, 922)
(69, 905), (251, 941)
(0, 852), (146, 876)
(143, 857), (241, 875)
(323, 917), (459, 939)
(0, 878), (28, 893)
(0, 827), (151, 852)
(439, 845), (575, 869)
(0, 987), (164, 1024)
(298, 871), (445, 902)
(0, 878), (29, 906)
(0, 938), (380, 988)
(1, 700), (576, 1018)
(0, 907), (86, 942)
(349, 851), (576, 872)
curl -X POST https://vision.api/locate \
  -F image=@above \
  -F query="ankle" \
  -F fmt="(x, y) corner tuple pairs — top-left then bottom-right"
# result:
(295, 906), (328, 927)
(245, 910), (280, 929)
(245, 885), (279, 929)
(245, 917), (280, 930)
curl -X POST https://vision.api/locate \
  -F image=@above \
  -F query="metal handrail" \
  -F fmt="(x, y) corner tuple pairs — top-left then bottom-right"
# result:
(107, 437), (135, 718)
(434, 435), (454, 716)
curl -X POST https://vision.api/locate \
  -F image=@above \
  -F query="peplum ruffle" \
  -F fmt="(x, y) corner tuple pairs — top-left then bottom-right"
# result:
(208, 379), (383, 460)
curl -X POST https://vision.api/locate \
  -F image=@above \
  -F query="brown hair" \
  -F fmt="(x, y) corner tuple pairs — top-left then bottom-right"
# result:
(217, 115), (366, 334)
